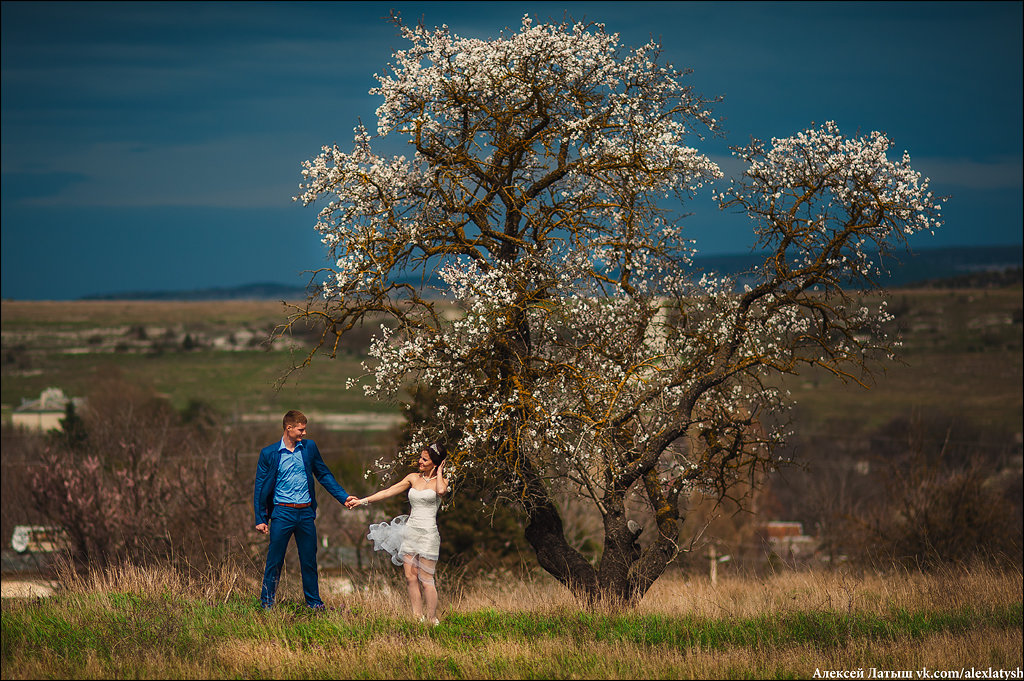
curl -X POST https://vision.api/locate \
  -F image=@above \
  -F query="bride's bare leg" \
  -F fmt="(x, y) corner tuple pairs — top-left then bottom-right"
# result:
(403, 556), (423, 618)
(417, 558), (438, 621)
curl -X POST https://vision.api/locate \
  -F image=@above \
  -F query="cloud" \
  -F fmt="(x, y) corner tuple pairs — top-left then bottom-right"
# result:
(707, 152), (1023, 192)
(0, 171), (90, 201)
(3, 134), (326, 209)
(912, 157), (1024, 190)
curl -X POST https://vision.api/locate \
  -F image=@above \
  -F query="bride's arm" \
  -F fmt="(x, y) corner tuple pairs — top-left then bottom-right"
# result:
(349, 475), (413, 507)
(434, 460), (448, 496)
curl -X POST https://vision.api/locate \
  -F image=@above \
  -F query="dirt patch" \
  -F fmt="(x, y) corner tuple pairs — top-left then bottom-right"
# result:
(1, 579), (57, 598)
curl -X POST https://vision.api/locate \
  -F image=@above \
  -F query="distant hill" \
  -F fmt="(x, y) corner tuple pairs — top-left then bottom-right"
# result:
(80, 282), (312, 301)
(694, 244), (1023, 290)
(80, 244), (1022, 301)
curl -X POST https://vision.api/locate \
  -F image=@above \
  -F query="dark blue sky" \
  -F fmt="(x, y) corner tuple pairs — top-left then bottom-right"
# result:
(2, 1), (1021, 300)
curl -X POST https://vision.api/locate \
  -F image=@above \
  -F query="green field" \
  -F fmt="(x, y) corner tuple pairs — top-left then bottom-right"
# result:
(1, 348), (385, 417)
(0, 299), (398, 420)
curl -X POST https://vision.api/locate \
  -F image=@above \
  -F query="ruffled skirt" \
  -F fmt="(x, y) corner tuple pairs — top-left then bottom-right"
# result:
(367, 515), (409, 566)
(367, 515), (440, 566)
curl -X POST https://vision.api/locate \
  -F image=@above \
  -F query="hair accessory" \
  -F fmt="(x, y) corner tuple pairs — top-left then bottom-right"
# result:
(429, 443), (439, 455)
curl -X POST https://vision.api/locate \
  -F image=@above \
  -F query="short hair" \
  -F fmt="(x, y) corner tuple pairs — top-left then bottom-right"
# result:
(283, 410), (307, 429)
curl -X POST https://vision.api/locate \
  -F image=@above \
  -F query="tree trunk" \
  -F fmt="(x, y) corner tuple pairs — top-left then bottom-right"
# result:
(510, 445), (596, 602)
(525, 502), (663, 607)
(596, 499), (646, 605)
(524, 499), (600, 604)
(629, 468), (687, 599)
(515, 442), (678, 607)
(521, 471), (661, 606)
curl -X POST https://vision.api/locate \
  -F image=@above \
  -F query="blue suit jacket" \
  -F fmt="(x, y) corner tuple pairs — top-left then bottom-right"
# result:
(253, 438), (349, 526)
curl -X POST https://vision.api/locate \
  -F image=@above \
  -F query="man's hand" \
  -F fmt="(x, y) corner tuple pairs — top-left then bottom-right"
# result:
(344, 497), (361, 509)
(255, 523), (269, 535)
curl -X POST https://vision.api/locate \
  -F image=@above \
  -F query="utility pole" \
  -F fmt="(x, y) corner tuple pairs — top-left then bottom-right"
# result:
(709, 543), (717, 585)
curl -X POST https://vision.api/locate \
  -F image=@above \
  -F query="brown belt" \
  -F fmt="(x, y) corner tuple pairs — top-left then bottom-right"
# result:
(277, 502), (311, 508)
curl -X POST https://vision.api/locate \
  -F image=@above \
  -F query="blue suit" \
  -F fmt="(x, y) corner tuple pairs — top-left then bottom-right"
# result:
(253, 438), (348, 608)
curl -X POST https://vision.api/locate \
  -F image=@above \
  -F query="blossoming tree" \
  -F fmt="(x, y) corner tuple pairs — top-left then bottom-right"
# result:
(286, 16), (944, 604)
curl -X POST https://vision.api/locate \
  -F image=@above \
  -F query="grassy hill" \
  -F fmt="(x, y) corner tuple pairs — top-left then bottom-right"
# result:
(2, 284), (1021, 437)
(779, 286), (1023, 436)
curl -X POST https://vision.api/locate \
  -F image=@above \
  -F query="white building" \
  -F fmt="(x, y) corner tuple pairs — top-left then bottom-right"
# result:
(11, 387), (85, 431)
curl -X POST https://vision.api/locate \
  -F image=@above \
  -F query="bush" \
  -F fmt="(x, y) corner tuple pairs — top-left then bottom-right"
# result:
(24, 372), (258, 573)
(768, 411), (1023, 570)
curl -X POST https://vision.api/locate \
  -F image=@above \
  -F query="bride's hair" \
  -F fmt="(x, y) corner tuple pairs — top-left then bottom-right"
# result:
(425, 442), (448, 466)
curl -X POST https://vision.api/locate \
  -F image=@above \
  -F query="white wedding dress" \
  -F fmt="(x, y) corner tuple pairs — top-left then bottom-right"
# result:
(367, 487), (441, 567)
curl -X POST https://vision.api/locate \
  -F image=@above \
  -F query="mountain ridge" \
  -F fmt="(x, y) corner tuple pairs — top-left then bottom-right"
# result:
(78, 244), (1022, 301)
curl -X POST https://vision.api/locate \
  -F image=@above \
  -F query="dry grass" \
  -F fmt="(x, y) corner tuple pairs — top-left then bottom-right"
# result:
(4, 561), (1018, 679)
(44, 559), (1023, 621)
(633, 566), (1023, 619)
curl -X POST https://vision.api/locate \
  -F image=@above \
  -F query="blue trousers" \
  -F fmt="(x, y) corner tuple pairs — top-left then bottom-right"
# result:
(261, 505), (322, 609)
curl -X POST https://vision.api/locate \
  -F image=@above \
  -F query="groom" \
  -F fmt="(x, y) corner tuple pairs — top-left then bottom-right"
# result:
(253, 410), (350, 610)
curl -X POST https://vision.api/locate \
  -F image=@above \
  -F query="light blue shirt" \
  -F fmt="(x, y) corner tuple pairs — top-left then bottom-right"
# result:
(273, 439), (312, 505)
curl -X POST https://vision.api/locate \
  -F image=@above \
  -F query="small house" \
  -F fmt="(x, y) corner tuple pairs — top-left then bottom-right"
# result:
(11, 387), (85, 431)
(759, 520), (818, 559)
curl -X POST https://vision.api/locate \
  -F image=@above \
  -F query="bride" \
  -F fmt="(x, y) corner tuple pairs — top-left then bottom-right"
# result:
(345, 442), (448, 625)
